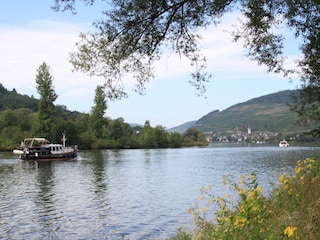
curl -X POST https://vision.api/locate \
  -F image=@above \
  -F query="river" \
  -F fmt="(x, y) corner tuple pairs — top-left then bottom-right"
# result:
(0, 143), (319, 239)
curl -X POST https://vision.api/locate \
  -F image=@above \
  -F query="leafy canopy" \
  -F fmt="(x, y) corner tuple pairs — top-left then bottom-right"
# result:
(35, 62), (58, 137)
(89, 84), (108, 138)
(53, 0), (319, 125)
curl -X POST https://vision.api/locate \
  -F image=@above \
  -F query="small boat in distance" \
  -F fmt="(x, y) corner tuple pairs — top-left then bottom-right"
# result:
(13, 133), (77, 160)
(279, 139), (289, 147)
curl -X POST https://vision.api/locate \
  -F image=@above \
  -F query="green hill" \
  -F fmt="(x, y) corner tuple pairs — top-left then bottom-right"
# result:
(0, 83), (81, 118)
(0, 84), (38, 111)
(193, 90), (319, 134)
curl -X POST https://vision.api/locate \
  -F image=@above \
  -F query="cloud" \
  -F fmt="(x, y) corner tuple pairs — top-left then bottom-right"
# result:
(0, 14), (301, 127)
(152, 11), (301, 85)
(152, 13), (258, 82)
(0, 21), (105, 111)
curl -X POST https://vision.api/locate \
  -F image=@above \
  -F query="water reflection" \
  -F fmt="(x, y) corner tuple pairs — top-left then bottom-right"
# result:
(90, 150), (108, 193)
(0, 145), (319, 239)
(34, 161), (60, 239)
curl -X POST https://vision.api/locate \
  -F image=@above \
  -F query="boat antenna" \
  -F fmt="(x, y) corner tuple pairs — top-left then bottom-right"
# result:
(61, 132), (67, 148)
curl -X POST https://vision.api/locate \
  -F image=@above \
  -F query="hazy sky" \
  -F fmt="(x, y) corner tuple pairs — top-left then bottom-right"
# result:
(0, 1), (301, 128)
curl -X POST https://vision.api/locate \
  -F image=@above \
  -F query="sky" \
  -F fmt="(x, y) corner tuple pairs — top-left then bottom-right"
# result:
(0, 1), (302, 128)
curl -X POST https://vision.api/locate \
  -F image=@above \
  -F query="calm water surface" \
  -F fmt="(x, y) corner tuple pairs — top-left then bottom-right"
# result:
(0, 144), (319, 239)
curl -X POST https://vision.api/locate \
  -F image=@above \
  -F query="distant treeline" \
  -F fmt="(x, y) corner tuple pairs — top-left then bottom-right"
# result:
(0, 108), (208, 151)
(0, 84), (208, 150)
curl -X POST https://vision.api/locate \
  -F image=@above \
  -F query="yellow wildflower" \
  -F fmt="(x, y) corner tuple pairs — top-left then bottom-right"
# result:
(248, 190), (255, 199)
(256, 187), (263, 194)
(239, 174), (246, 184)
(234, 216), (247, 228)
(240, 204), (245, 213)
(199, 195), (204, 201)
(200, 207), (206, 213)
(192, 211), (198, 216)
(217, 196), (223, 202)
(278, 173), (288, 184)
(208, 197), (214, 204)
(295, 166), (302, 174)
(284, 226), (297, 237)
(237, 186), (247, 195)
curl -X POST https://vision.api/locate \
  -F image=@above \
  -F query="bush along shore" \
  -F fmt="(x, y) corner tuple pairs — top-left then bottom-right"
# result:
(174, 158), (320, 240)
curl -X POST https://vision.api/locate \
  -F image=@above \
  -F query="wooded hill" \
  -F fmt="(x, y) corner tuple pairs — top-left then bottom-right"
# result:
(0, 83), (207, 150)
(2, 83), (318, 136)
(192, 90), (319, 134)
(0, 84), (38, 111)
(0, 83), (80, 117)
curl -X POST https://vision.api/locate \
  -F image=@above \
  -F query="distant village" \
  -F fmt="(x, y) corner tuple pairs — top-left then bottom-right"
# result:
(204, 124), (302, 144)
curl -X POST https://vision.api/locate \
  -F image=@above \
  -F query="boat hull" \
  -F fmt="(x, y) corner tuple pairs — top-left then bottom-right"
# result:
(279, 139), (289, 147)
(19, 151), (77, 161)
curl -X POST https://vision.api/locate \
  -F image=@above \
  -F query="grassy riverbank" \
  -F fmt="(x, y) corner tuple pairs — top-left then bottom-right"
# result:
(174, 157), (320, 240)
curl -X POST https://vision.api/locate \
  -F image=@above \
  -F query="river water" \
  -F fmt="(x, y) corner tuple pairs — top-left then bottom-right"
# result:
(0, 144), (319, 239)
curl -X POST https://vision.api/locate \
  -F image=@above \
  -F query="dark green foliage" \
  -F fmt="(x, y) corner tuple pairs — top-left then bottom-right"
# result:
(183, 128), (207, 146)
(107, 117), (132, 141)
(0, 83), (201, 150)
(169, 132), (183, 148)
(0, 108), (35, 150)
(0, 83), (38, 111)
(290, 86), (320, 136)
(35, 62), (58, 138)
(89, 85), (108, 138)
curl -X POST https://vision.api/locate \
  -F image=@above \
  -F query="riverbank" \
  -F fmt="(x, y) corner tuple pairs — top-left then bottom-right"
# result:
(174, 157), (320, 239)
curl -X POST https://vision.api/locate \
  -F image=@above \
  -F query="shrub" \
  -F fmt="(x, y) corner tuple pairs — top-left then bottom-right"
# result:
(181, 158), (320, 240)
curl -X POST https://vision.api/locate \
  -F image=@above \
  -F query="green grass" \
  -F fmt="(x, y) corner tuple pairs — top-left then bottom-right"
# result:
(174, 158), (320, 239)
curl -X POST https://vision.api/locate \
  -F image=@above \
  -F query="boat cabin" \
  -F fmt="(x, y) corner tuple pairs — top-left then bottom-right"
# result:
(22, 138), (50, 148)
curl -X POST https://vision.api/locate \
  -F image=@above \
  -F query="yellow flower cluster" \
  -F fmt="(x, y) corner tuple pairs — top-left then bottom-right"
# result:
(237, 185), (247, 195)
(284, 226), (297, 237)
(186, 159), (319, 239)
(234, 216), (247, 228)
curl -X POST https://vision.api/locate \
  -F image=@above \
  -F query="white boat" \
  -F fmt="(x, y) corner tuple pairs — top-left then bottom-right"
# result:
(13, 133), (77, 160)
(279, 139), (289, 147)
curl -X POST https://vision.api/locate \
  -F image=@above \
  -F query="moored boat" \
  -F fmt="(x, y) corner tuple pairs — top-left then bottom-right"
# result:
(13, 133), (77, 160)
(279, 139), (289, 147)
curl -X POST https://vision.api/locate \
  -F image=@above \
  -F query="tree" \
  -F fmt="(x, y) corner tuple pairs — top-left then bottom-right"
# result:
(139, 120), (157, 148)
(53, 0), (320, 129)
(107, 117), (132, 141)
(35, 62), (58, 138)
(168, 132), (183, 148)
(290, 84), (320, 136)
(89, 84), (108, 138)
(153, 125), (169, 148)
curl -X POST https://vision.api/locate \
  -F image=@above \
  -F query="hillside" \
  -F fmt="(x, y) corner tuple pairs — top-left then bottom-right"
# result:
(0, 84), (38, 111)
(0, 83), (80, 118)
(2, 83), (319, 136)
(191, 90), (319, 134)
